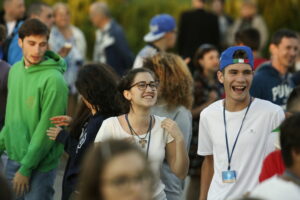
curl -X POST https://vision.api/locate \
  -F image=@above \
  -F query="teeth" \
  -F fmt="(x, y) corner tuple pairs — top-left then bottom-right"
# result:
(233, 86), (245, 89)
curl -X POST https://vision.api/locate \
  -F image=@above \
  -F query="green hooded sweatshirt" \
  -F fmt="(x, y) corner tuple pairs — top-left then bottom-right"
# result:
(0, 51), (68, 177)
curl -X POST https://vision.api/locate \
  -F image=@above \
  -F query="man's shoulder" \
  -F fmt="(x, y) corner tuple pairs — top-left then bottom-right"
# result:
(109, 20), (124, 34)
(137, 45), (157, 58)
(9, 60), (23, 72)
(201, 100), (222, 117)
(254, 62), (277, 77)
(252, 98), (283, 113)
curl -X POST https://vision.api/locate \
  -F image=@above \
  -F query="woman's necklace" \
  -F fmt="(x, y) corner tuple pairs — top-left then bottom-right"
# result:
(125, 114), (152, 148)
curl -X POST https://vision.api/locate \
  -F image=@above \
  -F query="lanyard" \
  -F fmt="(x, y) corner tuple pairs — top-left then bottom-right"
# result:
(223, 97), (252, 170)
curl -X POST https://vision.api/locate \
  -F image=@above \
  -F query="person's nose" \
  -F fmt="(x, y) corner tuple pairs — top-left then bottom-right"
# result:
(236, 73), (246, 83)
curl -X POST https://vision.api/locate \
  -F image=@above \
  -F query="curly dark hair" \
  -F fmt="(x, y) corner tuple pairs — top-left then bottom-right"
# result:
(75, 63), (124, 116)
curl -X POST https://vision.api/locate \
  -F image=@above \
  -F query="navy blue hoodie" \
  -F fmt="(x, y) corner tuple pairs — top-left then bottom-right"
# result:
(250, 62), (294, 109)
(56, 113), (107, 200)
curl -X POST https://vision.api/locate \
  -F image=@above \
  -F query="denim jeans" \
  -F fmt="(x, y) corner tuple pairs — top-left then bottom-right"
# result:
(5, 159), (56, 200)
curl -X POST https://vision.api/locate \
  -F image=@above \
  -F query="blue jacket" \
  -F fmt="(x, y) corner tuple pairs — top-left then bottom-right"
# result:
(56, 113), (108, 200)
(2, 21), (23, 65)
(105, 20), (134, 75)
(250, 62), (295, 109)
(7, 21), (23, 65)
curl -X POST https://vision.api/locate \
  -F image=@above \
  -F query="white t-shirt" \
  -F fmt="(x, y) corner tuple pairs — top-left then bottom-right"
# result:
(250, 176), (300, 200)
(94, 115), (174, 198)
(6, 21), (16, 36)
(197, 98), (285, 200)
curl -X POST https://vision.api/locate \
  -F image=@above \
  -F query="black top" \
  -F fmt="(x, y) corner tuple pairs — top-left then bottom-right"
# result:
(56, 113), (108, 200)
(177, 8), (220, 59)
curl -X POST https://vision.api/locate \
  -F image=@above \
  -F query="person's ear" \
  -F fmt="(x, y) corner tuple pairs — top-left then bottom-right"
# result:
(217, 70), (224, 84)
(18, 38), (23, 48)
(198, 58), (204, 66)
(269, 43), (278, 56)
(123, 90), (131, 101)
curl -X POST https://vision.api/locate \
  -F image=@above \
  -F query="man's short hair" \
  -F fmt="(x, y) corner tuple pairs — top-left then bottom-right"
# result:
(91, 2), (111, 18)
(271, 29), (298, 46)
(27, 2), (50, 18)
(280, 113), (300, 167)
(18, 19), (49, 40)
(235, 28), (260, 51)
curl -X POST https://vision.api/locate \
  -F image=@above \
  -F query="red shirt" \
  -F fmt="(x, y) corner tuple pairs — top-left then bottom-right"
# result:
(259, 150), (285, 182)
(254, 58), (268, 70)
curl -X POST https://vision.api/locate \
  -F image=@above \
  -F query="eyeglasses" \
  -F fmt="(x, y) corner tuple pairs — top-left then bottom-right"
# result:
(129, 81), (159, 91)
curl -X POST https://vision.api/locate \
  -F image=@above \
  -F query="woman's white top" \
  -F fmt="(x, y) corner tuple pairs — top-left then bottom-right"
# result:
(95, 115), (174, 197)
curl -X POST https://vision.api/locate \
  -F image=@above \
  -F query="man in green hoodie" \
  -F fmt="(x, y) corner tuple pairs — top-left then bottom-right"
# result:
(0, 18), (68, 199)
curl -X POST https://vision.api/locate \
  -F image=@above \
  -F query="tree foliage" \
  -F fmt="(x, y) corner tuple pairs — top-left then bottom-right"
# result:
(2, 0), (299, 58)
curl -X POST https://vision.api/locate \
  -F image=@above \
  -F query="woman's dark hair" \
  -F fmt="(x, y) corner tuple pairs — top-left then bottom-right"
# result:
(280, 113), (300, 167)
(69, 101), (91, 139)
(118, 68), (156, 113)
(75, 63), (123, 116)
(69, 63), (124, 139)
(193, 44), (218, 75)
(77, 139), (154, 200)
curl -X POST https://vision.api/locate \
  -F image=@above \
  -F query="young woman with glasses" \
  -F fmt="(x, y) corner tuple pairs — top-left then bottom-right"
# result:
(94, 68), (189, 200)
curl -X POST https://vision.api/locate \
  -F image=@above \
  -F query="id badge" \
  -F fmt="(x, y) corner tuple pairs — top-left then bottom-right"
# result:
(222, 170), (237, 183)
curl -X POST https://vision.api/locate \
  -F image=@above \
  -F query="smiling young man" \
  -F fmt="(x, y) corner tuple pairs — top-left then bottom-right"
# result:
(0, 19), (68, 199)
(250, 29), (299, 109)
(197, 46), (285, 200)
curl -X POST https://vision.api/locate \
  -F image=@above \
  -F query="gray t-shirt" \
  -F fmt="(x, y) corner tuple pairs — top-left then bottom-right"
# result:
(151, 105), (192, 200)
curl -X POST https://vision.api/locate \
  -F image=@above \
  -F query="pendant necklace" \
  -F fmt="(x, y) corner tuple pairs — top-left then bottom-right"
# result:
(125, 114), (152, 149)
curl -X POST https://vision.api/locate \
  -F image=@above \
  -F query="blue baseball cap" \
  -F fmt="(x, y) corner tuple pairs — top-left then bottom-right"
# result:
(144, 14), (176, 43)
(220, 46), (254, 71)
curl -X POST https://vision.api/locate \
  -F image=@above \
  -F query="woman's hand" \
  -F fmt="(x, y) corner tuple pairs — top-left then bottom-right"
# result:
(163, 118), (189, 179)
(50, 115), (72, 127)
(161, 118), (184, 141)
(47, 126), (62, 141)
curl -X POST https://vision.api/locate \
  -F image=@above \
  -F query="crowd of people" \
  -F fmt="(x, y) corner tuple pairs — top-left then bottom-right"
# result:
(0, 0), (300, 200)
